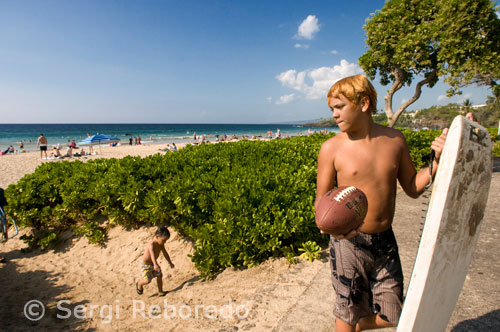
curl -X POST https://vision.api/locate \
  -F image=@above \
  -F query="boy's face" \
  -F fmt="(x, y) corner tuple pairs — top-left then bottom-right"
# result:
(328, 94), (365, 132)
(156, 235), (169, 245)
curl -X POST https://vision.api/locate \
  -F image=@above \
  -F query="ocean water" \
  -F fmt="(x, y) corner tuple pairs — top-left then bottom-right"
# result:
(0, 123), (337, 152)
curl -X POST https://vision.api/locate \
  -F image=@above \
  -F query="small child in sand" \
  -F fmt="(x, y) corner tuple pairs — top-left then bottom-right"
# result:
(136, 226), (175, 296)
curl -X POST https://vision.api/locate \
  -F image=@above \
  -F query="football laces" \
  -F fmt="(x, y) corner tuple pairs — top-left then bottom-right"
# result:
(333, 186), (356, 202)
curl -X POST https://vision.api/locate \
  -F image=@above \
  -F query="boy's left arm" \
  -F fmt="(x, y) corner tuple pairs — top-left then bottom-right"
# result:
(398, 129), (448, 198)
(161, 246), (175, 268)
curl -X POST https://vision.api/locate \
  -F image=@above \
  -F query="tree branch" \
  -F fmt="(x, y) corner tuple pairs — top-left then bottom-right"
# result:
(384, 68), (405, 121)
(389, 69), (438, 127)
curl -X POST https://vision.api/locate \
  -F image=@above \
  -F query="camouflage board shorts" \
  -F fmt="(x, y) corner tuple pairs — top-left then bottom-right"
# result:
(329, 227), (404, 326)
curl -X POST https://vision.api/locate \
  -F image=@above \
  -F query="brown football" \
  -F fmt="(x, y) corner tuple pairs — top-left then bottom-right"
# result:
(315, 186), (368, 236)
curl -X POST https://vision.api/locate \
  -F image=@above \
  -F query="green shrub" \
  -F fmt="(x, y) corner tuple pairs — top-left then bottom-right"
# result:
(73, 221), (107, 244)
(299, 240), (322, 262)
(487, 128), (499, 142)
(400, 129), (442, 170)
(493, 142), (500, 157)
(4, 130), (445, 277)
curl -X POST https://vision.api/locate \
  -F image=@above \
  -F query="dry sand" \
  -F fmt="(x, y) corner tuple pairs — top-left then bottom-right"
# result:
(0, 144), (499, 331)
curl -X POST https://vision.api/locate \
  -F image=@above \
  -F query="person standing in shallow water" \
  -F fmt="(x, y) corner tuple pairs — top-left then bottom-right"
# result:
(37, 133), (48, 159)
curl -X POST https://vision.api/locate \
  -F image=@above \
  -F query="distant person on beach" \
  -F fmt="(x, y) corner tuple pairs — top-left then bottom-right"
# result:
(64, 146), (73, 158)
(129, 137), (133, 145)
(1, 146), (13, 155)
(37, 133), (48, 159)
(50, 146), (62, 158)
(136, 226), (175, 296)
(276, 128), (281, 139)
(267, 130), (273, 139)
(316, 74), (447, 332)
(465, 111), (476, 122)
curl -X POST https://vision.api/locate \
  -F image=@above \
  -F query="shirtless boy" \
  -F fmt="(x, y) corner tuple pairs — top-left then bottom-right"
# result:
(37, 133), (48, 159)
(136, 226), (175, 296)
(315, 75), (447, 332)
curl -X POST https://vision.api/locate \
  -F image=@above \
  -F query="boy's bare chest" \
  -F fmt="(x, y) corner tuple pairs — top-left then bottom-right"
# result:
(335, 142), (400, 179)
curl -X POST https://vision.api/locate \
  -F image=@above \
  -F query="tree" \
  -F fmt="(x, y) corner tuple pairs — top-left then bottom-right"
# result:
(359, 0), (500, 127)
(463, 99), (473, 108)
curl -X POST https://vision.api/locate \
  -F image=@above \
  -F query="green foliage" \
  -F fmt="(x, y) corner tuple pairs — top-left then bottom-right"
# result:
(487, 128), (499, 142)
(37, 231), (59, 249)
(493, 142), (500, 157)
(73, 221), (107, 244)
(360, 0), (500, 126)
(413, 104), (462, 129)
(5, 135), (331, 277)
(373, 112), (388, 125)
(401, 129), (442, 170)
(20, 231), (59, 250)
(3, 131), (443, 276)
(298, 240), (322, 262)
(477, 103), (500, 128)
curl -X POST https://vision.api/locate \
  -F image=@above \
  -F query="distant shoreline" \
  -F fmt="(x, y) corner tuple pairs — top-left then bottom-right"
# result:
(0, 123), (340, 153)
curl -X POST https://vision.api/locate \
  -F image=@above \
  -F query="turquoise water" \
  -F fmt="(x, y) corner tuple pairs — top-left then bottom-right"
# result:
(0, 123), (338, 152)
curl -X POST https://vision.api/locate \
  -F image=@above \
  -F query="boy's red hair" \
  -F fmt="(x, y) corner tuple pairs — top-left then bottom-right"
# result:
(327, 75), (377, 114)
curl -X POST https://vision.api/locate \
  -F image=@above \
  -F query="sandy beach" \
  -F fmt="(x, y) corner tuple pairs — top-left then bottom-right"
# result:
(1, 144), (499, 331)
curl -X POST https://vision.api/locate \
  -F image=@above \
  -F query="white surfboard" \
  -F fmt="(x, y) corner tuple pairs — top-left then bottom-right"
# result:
(397, 116), (493, 332)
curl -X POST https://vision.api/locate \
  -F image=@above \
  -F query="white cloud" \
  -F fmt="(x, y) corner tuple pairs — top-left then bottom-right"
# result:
(330, 50), (338, 55)
(276, 59), (363, 100)
(497, 11), (500, 18)
(294, 43), (310, 49)
(266, 97), (273, 103)
(296, 15), (320, 40)
(276, 93), (295, 105)
(437, 95), (448, 102)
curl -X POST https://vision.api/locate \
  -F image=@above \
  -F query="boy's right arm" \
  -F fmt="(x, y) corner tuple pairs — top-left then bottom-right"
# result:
(315, 139), (337, 209)
(161, 246), (175, 268)
(315, 138), (358, 240)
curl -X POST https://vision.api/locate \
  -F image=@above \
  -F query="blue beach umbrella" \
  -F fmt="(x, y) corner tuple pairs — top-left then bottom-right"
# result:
(78, 134), (120, 150)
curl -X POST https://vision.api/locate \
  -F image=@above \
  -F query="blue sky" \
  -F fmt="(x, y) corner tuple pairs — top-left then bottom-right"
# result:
(0, 0), (497, 124)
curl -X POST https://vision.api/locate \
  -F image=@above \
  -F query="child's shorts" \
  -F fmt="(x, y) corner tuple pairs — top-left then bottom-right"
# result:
(329, 227), (404, 326)
(141, 263), (162, 282)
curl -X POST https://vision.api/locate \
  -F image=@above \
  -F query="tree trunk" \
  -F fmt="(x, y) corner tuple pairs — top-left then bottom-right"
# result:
(386, 69), (438, 127)
(384, 68), (405, 125)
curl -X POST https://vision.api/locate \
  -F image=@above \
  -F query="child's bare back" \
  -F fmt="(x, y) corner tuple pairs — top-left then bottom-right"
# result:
(136, 226), (174, 296)
(141, 240), (164, 265)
